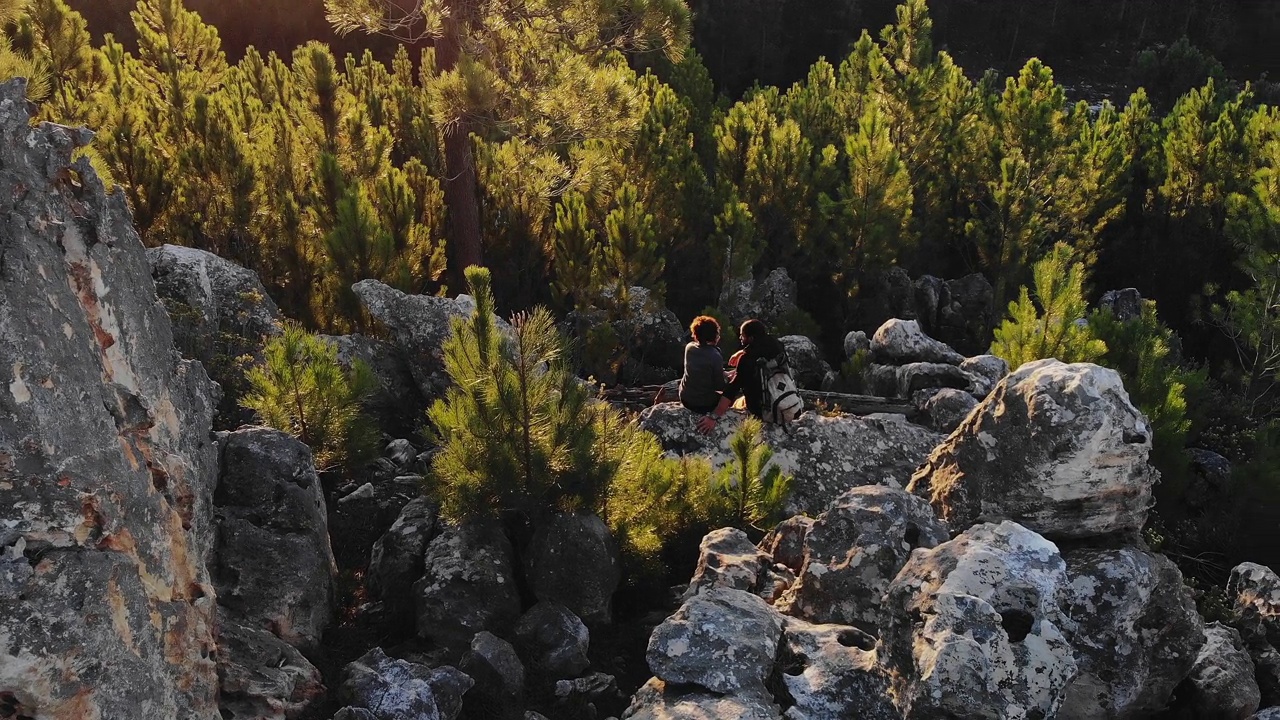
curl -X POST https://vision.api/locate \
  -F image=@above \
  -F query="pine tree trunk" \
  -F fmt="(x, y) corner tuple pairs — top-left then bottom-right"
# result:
(436, 9), (485, 291)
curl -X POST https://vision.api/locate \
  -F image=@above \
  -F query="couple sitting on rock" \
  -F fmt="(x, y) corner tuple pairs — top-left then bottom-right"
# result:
(679, 315), (801, 434)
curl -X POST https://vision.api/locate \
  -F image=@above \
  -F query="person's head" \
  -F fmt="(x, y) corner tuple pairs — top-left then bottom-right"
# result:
(690, 315), (721, 345)
(739, 319), (768, 347)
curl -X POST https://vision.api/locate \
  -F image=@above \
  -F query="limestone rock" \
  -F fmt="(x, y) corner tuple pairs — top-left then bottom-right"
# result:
(871, 318), (965, 366)
(920, 387), (978, 434)
(368, 497), (439, 602)
(333, 709), (378, 720)
(960, 354), (1009, 398)
(216, 617), (326, 720)
(213, 428), (336, 652)
(843, 330), (870, 360)
(881, 522), (1078, 720)
(777, 619), (898, 720)
(0, 79), (225, 719)
(1185, 623), (1261, 720)
(909, 359), (1156, 540)
(461, 631), (525, 710)
(646, 588), (784, 695)
(321, 333), (427, 436)
(779, 486), (948, 632)
(778, 335), (831, 390)
(638, 405), (943, 516)
(339, 647), (472, 720)
(513, 601), (591, 681)
(760, 516), (815, 573)
(684, 527), (769, 599)
(622, 678), (782, 720)
(1057, 548), (1205, 719)
(414, 520), (522, 652)
(524, 512), (620, 625)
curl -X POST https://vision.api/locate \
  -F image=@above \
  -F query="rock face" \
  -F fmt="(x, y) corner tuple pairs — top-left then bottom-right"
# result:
(1057, 548), (1205, 719)
(0, 80), (221, 719)
(213, 428), (336, 652)
(646, 588), (784, 696)
(339, 647), (473, 720)
(778, 335), (832, 390)
(960, 354), (1009, 398)
(321, 333), (429, 436)
(1229, 563), (1280, 706)
(920, 387), (979, 433)
(1099, 288), (1143, 322)
(718, 268), (802, 330)
(777, 619), (898, 720)
(779, 486), (949, 632)
(871, 318), (965, 365)
(684, 527), (770, 599)
(638, 405), (943, 515)
(1185, 623), (1261, 720)
(215, 617), (326, 720)
(368, 497), (438, 602)
(513, 602), (591, 681)
(881, 522), (1078, 720)
(414, 520), (522, 652)
(909, 359), (1157, 540)
(623, 679), (781, 720)
(577, 285), (687, 373)
(523, 512), (620, 625)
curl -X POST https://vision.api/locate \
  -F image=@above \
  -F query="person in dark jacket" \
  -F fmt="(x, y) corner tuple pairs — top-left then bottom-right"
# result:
(679, 316), (731, 422)
(725, 318), (785, 418)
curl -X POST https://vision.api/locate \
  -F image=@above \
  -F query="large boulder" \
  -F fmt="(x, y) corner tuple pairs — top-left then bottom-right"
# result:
(368, 497), (439, 603)
(339, 647), (472, 720)
(524, 512), (620, 625)
(213, 428), (336, 652)
(960, 354), (1009, 398)
(760, 515), (815, 573)
(1230, 563), (1280, 705)
(148, 243), (281, 426)
(843, 330), (871, 360)
(919, 387), (979, 434)
(909, 359), (1157, 540)
(646, 588), (784, 696)
(321, 333), (428, 436)
(778, 486), (948, 633)
(777, 619), (898, 720)
(1057, 548), (1205, 719)
(718, 268), (802, 330)
(779, 335), (831, 390)
(586, 285), (687, 372)
(937, 273), (996, 355)
(871, 318), (965, 366)
(684, 527), (771, 599)
(638, 405), (943, 516)
(460, 631), (525, 714)
(0, 79), (221, 719)
(513, 601), (591, 681)
(215, 617), (326, 720)
(622, 679), (782, 720)
(1185, 623), (1262, 720)
(414, 520), (522, 652)
(881, 522), (1078, 720)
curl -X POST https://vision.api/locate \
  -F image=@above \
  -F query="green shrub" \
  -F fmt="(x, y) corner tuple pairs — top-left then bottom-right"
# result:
(242, 322), (379, 470)
(712, 417), (792, 531)
(990, 242), (1107, 369)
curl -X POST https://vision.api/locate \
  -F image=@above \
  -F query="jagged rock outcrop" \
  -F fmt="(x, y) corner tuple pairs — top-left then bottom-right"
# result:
(909, 359), (1157, 540)
(329, 464), (422, 569)
(461, 631), (525, 713)
(1057, 548), (1205, 719)
(778, 486), (948, 632)
(1230, 562), (1280, 706)
(0, 79), (221, 719)
(684, 527), (771, 599)
(321, 333), (429, 436)
(213, 428), (336, 652)
(1184, 623), (1262, 720)
(761, 515), (814, 573)
(871, 318), (966, 366)
(513, 602), (591, 681)
(638, 405), (943, 515)
(919, 387), (978, 433)
(880, 521), (1078, 720)
(414, 520), (522, 653)
(149, 243), (281, 425)
(623, 679), (782, 720)
(339, 647), (472, 720)
(1099, 288), (1143, 321)
(718, 268), (802, 330)
(215, 617), (326, 720)
(777, 619), (898, 720)
(779, 335), (831, 390)
(569, 285), (687, 376)
(646, 588), (784, 696)
(368, 496), (438, 603)
(523, 512), (620, 625)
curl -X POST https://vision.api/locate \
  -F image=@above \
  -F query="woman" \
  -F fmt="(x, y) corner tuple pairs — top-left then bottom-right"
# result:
(678, 316), (733, 431)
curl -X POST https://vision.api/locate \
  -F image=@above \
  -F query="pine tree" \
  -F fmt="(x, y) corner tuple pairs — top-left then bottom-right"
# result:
(712, 417), (792, 531)
(990, 242), (1107, 368)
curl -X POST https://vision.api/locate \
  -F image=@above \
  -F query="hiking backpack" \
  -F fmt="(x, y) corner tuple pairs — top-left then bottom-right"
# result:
(759, 350), (804, 427)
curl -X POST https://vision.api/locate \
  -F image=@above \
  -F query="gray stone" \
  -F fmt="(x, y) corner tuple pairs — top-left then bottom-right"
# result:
(321, 333), (427, 436)
(646, 588), (784, 695)
(778, 485), (948, 632)
(684, 527), (769, 600)
(778, 619), (898, 720)
(554, 671), (619, 702)
(514, 601), (591, 680)
(938, 273), (995, 355)
(760, 516), (815, 574)
(1057, 548), (1205, 719)
(638, 405), (943, 516)
(881, 522), (1077, 720)
(368, 497), (438, 601)
(921, 387), (979, 434)
(340, 482), (376, 504)
(1230, 563), (1280, 706)
(385, 438), (418, 469)
(414, 520), (521, 652)
(1185, 623), (1261, 720)
(1255, 708), (1280, 719)
(913, 275), (948, 334)
(622, 678), (782, 720)
(524, 512), (620, 625)
(0, 79), (223, 719)
(339, 647), (472, 720)
(333, 709), (378, 720)
(718, 268), (802, 331)
(894, 361), (974, 396)
(909, 359), (1157, 540)
(870, 318), (965, 366)
(843, 330), (870, 360)
(960, 354), (1009, 398)
(214, 428), (336, 652)
(216, 617), (326, 720)
(1099, 288), (1143, 322)
(778, 335), (831, 390)
(461, 631), (525, 706)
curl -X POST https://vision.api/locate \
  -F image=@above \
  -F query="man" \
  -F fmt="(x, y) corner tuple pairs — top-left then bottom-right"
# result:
(695, 319), (785, 433)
